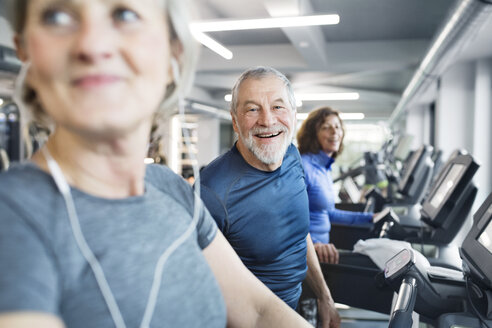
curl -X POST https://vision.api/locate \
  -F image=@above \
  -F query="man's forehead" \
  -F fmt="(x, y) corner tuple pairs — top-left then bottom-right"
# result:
(238, 77), (288, 99)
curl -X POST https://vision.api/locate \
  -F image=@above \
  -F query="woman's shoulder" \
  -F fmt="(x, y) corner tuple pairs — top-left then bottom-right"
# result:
(0, 162), (52, 197)
(300, 152), (317, 168)
(145, 164), (195, 205)
(145, 164), (190, 193)
(145, 163), (182, 181)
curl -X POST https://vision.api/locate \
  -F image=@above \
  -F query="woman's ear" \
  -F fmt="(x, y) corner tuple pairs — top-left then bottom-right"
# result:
(170, 39), (184, 63)
(14, 35), (28, 62)
(166, 39), (183, 85)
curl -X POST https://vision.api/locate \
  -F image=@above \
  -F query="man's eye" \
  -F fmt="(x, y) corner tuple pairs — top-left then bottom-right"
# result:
(273, 106), (284, 110)
(41, 9), (74, 27)
(248, 108), (258, 112)
(113, 7), (140, 23)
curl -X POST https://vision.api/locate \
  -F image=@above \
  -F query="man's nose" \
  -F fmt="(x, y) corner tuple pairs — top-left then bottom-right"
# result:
(257, 108), (276, 126)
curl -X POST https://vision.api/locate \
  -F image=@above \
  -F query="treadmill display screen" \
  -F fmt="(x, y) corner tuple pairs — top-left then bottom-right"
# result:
(429, 164), (465, 209)
(384, 248), (413, 279)
(478, 204), (492, 255)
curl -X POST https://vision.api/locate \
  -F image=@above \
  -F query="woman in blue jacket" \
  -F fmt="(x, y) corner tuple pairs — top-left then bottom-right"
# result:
(297, 107), (374, 264)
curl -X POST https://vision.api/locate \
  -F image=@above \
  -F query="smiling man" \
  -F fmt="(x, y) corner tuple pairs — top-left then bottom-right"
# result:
(200, 67), (341, 328)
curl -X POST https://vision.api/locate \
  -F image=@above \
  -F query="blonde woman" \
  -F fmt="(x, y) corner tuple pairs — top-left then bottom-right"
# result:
(0, 1), (311, 327)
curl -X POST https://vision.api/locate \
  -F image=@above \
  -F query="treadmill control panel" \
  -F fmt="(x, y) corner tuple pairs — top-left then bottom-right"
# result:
(385, 248), (414, 279)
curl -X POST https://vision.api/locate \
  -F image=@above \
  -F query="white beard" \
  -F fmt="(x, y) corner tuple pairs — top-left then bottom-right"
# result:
(239, 125), (292, 165)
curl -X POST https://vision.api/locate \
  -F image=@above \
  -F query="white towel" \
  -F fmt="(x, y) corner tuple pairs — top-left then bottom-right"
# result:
(353, 238), (430, 270)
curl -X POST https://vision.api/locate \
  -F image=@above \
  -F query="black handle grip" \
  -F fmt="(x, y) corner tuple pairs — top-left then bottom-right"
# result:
(388, 276), (418, 328)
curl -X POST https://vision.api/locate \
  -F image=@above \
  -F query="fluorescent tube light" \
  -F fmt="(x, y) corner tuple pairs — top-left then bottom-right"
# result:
(226, 93), (303, 107)
(297, 112), (365, 121)
(296, 92), (360, 101)
(144, 158), (155, 164)
(340, 113), (365, 120)
(191, 102), (231, 120)
(190, 14), (339, 60)
(190, 14), (339, 32)
(191, 30), (233, 60)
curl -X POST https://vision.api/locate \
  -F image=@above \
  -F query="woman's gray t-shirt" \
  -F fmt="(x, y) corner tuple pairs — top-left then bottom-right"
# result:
(0, 163), (226, 327)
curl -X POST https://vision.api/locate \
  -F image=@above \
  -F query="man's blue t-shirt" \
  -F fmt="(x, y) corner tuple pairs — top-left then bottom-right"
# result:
(200, 143), (309, 309)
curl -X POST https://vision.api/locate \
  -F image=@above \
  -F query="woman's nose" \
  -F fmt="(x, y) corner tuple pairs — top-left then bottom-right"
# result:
(72, 17), (114, 63)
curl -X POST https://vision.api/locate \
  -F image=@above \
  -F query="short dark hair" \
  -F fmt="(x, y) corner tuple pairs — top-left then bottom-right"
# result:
(296, 107), (345, 158)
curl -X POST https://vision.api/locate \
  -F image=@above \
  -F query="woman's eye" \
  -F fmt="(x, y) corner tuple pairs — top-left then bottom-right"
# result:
(113, 7), (140, 23)
(41, 9), (74, 27)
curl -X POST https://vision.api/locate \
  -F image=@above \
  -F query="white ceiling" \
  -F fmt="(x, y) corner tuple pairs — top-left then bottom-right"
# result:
(191, 0), (492, 122)
(1, 0), (491, 122)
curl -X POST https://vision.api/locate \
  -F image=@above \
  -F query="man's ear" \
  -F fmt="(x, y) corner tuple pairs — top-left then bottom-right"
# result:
(14, 35), (28, 62)
(231, 112), (239, 134)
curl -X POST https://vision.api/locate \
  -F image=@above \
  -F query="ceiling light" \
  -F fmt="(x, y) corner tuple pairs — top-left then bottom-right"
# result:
(296, 92), (360, 101)
(190, 14), (339, 60)
(340, 113), (365, 120)
(191, 102), (231, 120)
(191, 30), (233, 60)
(190, 14), (339, 32)
(224, 94), (232, 102)
(0, 99), (4, 106)
(297, 112), (365, 121)
(144, 158), (155, 164)
(296, 99), (303, 107)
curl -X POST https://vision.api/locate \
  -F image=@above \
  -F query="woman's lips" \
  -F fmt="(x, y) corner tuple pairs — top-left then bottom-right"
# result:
(72, 75), (122, 88)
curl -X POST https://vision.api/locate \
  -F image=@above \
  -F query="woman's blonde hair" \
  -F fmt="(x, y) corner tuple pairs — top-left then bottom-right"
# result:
(296, 106), (345, 158)
(6, 0), (198, 131)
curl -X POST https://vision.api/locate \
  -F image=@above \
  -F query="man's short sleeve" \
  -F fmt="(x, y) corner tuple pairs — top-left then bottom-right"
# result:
(199, 185), (229, 235)
(0, 204), (59, 314)
(195, 198), (219, 249)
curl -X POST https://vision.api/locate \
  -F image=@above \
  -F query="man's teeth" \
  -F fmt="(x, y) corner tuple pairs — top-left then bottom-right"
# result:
(257, 132), (281, 138)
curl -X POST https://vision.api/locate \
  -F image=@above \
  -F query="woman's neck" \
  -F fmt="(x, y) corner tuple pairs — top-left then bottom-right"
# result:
(32, 127), (150, 198)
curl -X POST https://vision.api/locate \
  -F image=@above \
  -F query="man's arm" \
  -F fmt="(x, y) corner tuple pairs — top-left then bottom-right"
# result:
(203, 231), (311, 328)
(305, 233), (341, 328)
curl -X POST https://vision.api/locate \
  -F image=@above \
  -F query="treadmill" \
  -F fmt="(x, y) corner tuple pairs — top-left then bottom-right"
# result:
(315, 153), (479, 315)
(331, 145), (435, 249)
(383, 192), (492, 327)
(331, 151), (478, 251)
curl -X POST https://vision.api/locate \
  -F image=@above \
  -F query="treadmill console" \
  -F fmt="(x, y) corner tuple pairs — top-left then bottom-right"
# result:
(461, 192), (492, 289)
(398, 145), (430, 195)
(384, 248), (414, 280)
(421, 154), (479, 229)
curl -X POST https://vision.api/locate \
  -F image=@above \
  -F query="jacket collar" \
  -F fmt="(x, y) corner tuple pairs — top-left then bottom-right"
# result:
(310, 151), (335, 170)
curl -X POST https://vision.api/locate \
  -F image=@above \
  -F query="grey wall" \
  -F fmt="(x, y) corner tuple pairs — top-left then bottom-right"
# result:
(434, 59), (492, 210)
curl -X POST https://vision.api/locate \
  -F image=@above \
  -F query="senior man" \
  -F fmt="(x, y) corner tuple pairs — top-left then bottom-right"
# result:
(200, 66), (340, 327)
